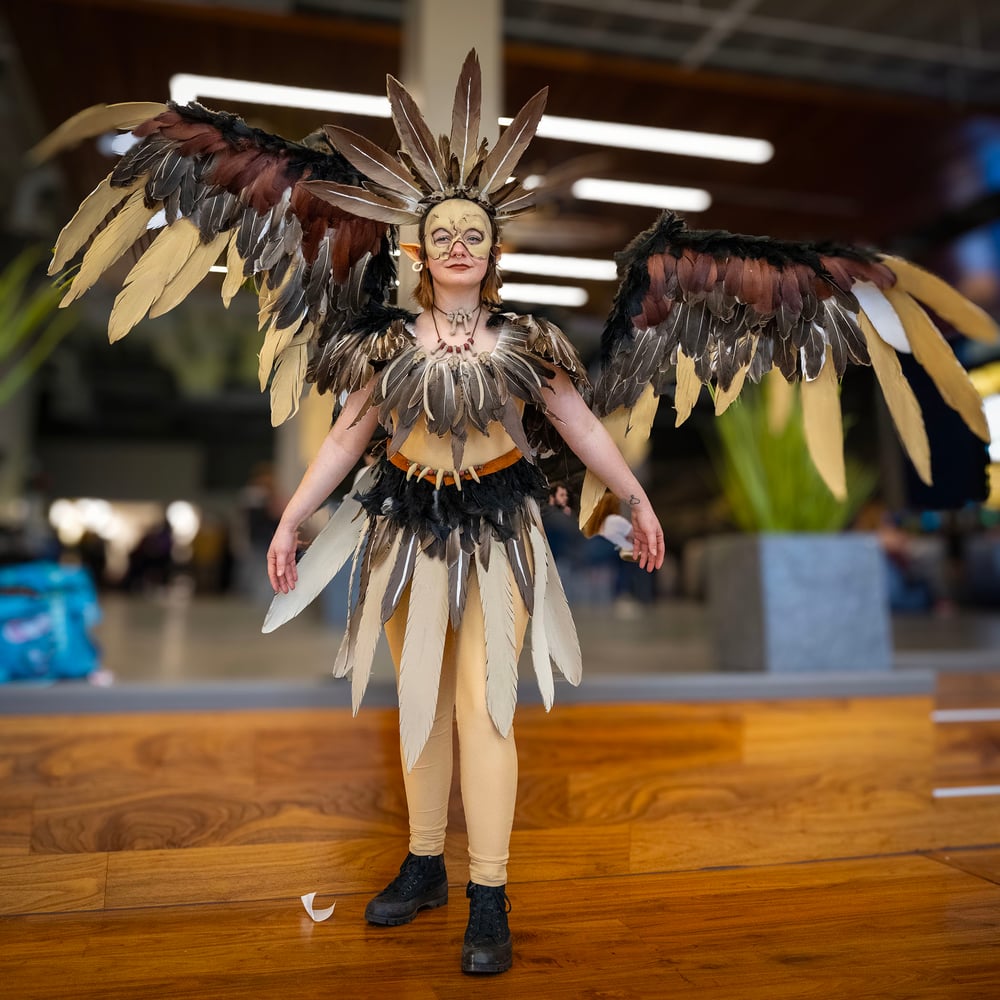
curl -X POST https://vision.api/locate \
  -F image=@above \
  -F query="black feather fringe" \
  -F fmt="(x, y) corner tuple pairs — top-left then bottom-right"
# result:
(357, 458), (548, 558)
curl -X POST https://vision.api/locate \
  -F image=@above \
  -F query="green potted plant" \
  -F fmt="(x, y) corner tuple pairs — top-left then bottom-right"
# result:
(703, 375), (890, 673)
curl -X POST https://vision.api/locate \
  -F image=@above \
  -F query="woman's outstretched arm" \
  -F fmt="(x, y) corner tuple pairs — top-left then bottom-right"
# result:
(267, 384), (380, 593)
(542, 369), (665, 572)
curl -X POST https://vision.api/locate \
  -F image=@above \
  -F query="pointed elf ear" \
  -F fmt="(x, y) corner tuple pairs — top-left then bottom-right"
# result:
(400, 242), (422, 262)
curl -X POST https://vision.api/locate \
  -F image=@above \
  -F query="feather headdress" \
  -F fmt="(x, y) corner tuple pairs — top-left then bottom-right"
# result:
(303, 50), (548, 226)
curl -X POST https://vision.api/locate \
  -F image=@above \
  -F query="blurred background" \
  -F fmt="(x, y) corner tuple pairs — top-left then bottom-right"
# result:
(2, 0), (1000, 697)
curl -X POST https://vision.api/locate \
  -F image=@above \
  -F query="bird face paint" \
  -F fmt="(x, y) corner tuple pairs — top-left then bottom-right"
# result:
(423, 199), (493, 261)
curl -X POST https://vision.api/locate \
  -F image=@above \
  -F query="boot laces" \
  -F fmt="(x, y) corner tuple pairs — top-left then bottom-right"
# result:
(465, 883), (511, 940)
(387, 853), (439, 895)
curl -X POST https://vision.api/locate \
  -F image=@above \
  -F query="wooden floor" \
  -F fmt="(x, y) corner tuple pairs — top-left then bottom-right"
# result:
(2, 676), (1000, 998)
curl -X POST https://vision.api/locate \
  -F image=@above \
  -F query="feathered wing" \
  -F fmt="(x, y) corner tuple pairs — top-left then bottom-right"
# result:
(42, 101), (399, 425)
(581, 211), (998, 530)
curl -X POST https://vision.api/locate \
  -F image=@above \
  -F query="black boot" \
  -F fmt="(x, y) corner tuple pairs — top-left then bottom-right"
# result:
(461, 881), (513, 974)
(364, 852), (448, 926)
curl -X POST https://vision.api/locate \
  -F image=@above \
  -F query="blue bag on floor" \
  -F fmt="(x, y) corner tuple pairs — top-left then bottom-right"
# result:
(0, 562), (101, 682)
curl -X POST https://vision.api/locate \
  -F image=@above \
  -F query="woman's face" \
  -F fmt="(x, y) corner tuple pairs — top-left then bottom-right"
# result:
(423, 199), (492, 291)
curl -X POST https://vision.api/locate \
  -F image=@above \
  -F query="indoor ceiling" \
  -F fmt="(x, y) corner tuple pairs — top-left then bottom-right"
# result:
(4, 0), (1000, 329)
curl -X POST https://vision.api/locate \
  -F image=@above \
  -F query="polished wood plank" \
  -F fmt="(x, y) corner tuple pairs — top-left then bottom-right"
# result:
(936, 672), (1000, 710)
(934, 721), (1000, 787)
(0, 853), (107, 915)
(2, 857), (998, 999)
(928, 847), (1000, 887)
(3, 680), (1000, 1000)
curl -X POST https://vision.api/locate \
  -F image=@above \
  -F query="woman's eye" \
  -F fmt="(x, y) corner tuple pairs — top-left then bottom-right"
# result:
(465, 231), (484, 245)
(432, 232), (451, 245)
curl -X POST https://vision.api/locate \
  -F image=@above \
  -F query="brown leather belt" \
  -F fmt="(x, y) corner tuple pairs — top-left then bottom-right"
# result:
(388, 447), (522, 487)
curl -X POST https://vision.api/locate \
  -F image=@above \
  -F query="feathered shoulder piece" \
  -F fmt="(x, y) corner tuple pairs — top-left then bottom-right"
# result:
(581, 211), (998, 529)
(493, 312), (590, 387)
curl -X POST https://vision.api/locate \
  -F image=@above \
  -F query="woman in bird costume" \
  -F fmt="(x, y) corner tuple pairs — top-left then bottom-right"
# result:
(42, 49), (995, 975)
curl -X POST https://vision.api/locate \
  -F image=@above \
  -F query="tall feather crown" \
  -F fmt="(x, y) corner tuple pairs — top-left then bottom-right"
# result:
(303, 50), (547, 226)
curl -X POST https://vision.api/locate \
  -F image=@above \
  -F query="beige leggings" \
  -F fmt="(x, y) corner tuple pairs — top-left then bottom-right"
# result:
(384, 570), (529, 887)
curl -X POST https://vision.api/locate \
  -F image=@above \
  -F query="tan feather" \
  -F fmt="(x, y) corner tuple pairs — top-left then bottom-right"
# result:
(61, 189), (158, 307)
(714, 364), (749, 416)
(29, 102), (167, 164)
(148, 229), (230, 319)
(765, 367), (796, 434)
(222, 232), (246, 307)
(322, 126), (423, 202)
(450, 50), (482, 184)
(398, 549), (450, 771)
(256, 266), (301, 388)
(527, 522), (554, 711)
(261, 466), (375, 634)
(301, 180), (420, 225)
(478, 88), (548, 195)
(674, 346), (701, 426)
(351, 530), (402, 716)
(386, 75), (447, 192)
(333, 527), (370, 678)
(578, 468), (610, 535)
(107, 220), (203, 342)
(800, 355), (847, 500)
(270, 340), (308, 426)
(858, 310), (932, 485)
(49, 174), (137, 275)
(882, 255), (1000, 345)
(883, 286), (990, 442)
(627, 382), (659, 444)
(540, 521), (581, 686)
(478, 538), (518, 738)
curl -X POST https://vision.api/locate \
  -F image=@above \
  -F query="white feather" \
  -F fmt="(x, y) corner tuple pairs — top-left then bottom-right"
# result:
(478, 537), (518, 738)
(527, 522), (554, 710)
(854, 282), (911, 354)
(261, 467), (374, 633)
(398, 549), (450, 770)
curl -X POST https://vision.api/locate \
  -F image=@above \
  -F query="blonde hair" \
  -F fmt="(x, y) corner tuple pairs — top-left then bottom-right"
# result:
(411, 208), (503, 311)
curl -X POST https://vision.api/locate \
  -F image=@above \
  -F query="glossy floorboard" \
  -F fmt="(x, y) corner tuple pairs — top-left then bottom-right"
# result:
(2, 682), (999, 998)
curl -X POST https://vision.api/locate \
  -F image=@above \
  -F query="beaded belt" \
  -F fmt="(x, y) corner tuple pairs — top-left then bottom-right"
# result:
(388, 447), (523, 489)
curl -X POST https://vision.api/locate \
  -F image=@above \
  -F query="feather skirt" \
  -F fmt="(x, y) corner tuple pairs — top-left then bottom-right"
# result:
(265, 457), (582, 768)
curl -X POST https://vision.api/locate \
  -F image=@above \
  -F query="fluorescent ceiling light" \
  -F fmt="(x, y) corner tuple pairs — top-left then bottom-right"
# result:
(209, 266), (587, 307)
(170, 74), (391, 118)
(500, 253), (617, 281)
(573, 178), (711, 212)
(170, 74), (769, 164)
(502, 113), (773, 164)
(500, 283), (588, 307)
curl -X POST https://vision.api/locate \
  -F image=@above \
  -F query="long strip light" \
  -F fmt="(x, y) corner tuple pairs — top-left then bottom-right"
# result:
(170, 74), (392, 118)
(169, 74), (771, 164)
(573, 178), (711, 212)
(501, 283), (588, 307)
(500, 253), (617, 281)
(208, 265), (586, 308)
(501, 113), (772, 164)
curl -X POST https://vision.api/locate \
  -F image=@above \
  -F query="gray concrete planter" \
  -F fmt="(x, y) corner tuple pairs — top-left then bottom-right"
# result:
(705, 533), (892, 672)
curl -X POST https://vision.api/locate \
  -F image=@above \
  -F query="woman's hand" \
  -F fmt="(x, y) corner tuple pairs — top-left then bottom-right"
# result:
(267, 523), (300, 594)
(629, 502), (665, 572)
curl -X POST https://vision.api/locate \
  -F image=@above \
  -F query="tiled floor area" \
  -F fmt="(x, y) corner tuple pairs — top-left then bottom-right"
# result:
(3, 579), (998, 716)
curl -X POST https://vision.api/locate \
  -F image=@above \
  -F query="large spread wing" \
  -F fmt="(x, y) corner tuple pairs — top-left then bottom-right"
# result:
(581, 211), (998, 529)
(43, 101), (399, 424)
